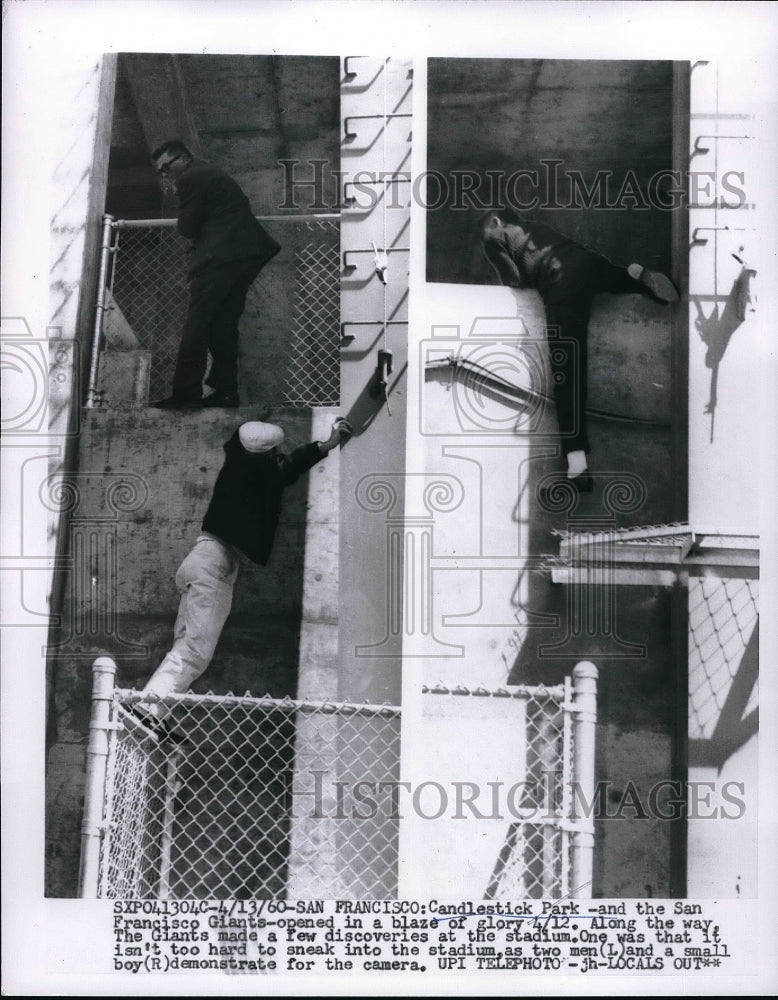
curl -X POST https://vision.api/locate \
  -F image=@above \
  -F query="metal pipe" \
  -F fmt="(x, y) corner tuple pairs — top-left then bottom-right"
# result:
(158, 752), (183, 899)
(560, 674), (574, 899)
(85, 215), (115, 408)
(113, 214), (340, 229)
(78, 655), (117, 897)
(570, 661), (598, 899)
(118, 687), (401, 718)
(426, 354), (672, 428)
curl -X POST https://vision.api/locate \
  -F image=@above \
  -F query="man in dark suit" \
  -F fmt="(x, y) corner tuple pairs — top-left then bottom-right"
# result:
(481, 211), (678, 492)
(151, 140), (281, 409)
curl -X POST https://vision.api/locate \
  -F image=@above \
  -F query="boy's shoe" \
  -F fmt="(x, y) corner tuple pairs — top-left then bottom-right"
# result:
(537, 471), (594, 511)
(628, 263), (679, 304)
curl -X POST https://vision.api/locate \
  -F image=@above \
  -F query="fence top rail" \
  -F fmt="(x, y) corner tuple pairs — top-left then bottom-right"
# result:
(111, 214), (341, 229)
(422, 682), (567, 699)
(117, 687), (400, 717)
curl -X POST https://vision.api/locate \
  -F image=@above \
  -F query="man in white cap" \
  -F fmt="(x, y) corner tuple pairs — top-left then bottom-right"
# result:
(137, 416), (351, 721)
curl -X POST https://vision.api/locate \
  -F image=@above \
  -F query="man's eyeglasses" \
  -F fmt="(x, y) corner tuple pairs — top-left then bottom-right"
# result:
(155, 154), (184, 176)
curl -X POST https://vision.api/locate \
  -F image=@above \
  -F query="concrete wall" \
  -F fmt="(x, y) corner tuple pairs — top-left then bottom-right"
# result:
(38, 54), (119, 897)
(426, 58), (674, 285)
(683, 59), (763, 898)
(338, 57), (411, 706)
(106, 54), (341, 218)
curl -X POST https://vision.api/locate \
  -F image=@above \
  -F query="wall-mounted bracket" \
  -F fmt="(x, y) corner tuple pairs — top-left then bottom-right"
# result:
(690, 225), (746, 248)
(342, 175), (411, 209)
(344, 113), (412, 141)
(691, 134), (751, 158)
(342, 246), (409, 275)
(340, 320), (407, 345)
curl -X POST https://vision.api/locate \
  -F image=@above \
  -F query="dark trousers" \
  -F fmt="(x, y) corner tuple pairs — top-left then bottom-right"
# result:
(540, 246), (647, 455)
(172, 258), (262, 400)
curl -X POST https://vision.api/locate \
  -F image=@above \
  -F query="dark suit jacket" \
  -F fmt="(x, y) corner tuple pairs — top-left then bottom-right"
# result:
(175, 158), (281, 275)
(201, 431), (326, 565)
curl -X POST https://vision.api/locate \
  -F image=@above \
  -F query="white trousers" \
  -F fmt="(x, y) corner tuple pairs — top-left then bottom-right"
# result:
(142, 534), (239, 718)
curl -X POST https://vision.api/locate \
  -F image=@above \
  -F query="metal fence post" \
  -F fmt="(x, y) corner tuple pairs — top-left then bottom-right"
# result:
(86, 214), (115, 408)
(571, 660), (598, 899)
(78, 655), (117, 897)
(158, 752), (183, 899)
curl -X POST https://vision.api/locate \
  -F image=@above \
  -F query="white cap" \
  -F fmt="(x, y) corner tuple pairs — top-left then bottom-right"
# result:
(238, 421), (285, 453)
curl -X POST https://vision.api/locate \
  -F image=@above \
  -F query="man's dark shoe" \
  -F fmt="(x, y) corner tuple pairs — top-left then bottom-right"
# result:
(151, 395), (202, 410)
(200, 392), (240, 409)
(569, 471), (594, 493)
(123, 703), (163, 735)
(123, 704), (186, 745)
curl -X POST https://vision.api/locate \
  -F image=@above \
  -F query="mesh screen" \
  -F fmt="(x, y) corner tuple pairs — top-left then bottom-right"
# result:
(98, 692), (400, 900)
(688, 577), (759, 740)
(105, 219), (340, 406)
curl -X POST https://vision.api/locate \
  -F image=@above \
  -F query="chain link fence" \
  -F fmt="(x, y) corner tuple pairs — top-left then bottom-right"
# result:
(81, 661), (596, 901)
(79, 660), (400, 900)
(486, 687), (575, 899)
(95, 216), (340, 406)
(284, 223), (341, 407)
(688, 577), (759, 741)
(420, 666), (597, 900)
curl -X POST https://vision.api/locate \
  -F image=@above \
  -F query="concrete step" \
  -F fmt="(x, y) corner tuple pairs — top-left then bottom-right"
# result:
(96, 350), (151, 409)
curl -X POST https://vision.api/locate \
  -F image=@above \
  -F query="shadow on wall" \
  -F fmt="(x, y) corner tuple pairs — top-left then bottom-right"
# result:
(343, 358), (407, 438)
(692, 261), (757, 443)
(688, 615), (758, 770)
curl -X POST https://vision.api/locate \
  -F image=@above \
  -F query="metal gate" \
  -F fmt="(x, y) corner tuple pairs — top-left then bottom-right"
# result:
(80, 659), (596, 901)
(420, 663), (598, 900)
(79, 658), (400, 900)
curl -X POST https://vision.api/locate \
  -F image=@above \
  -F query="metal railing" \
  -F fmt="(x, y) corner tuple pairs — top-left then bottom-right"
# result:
(79, 658), (400, 900)
(87, 215), (340, 408)
(80, 659), (597, 901)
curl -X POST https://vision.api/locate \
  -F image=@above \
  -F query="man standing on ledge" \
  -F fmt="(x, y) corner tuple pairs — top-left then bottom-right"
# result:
(151, 140), (281, 410)
(481, 210), (678, 493)
(136, 416), (352, 724)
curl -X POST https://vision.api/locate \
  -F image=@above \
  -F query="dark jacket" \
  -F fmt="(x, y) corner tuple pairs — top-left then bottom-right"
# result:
(175, 158), (281, 275)
(201, 431), (325, 565)
(482, 217), (577, 291)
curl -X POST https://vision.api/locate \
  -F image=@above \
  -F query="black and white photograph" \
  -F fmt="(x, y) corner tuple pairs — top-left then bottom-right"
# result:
(2, 1), (777, 996)
(39, 49), (408, 905)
